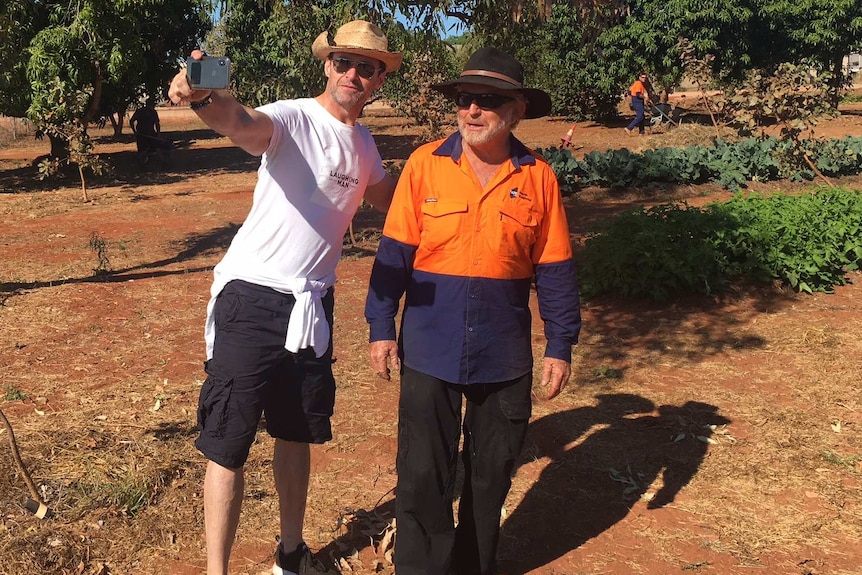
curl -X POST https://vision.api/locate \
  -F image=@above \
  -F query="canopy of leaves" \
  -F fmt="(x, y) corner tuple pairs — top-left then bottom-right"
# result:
(221, 0), (346, 106)
(220, 0), (457, 137)
(0, 0), (210, 137)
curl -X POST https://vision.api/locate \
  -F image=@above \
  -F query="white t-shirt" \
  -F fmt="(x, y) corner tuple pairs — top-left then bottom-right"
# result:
(204, 98), (386, 359)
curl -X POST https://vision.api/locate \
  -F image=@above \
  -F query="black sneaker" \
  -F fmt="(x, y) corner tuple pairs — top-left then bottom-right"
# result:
(272, 540), (339, 575)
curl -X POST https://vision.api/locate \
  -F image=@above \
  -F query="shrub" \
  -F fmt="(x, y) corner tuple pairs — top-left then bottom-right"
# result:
(579, 188), (862, 300)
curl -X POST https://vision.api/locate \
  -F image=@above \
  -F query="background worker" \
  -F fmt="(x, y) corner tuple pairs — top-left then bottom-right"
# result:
(129, 98), (167, 164)
(625, 72), (651, 136)
(168, 20), (401, 575)
(365, 47), (582, 575)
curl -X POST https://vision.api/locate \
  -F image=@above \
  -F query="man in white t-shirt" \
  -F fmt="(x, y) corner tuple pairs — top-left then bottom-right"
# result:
(168, 20), (401, 575)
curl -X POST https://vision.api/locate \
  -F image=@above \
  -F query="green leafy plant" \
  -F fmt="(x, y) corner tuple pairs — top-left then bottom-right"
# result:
(579, 188), (862, 300)
(539, 136), (862, 195)
(592, 366), (623, 380)
(3, 384), (27, 401)
(821, 450), (861, 470)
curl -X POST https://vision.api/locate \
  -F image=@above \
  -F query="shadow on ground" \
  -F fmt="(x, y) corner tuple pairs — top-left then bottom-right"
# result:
(314, 394), (730, 574)
(0, 223), (239, 293)
(498, 394), (730, 573)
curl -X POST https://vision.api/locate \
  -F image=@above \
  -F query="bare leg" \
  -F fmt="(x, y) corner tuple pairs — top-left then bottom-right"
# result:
(273, 439), (310, 551)
(204, 460), (244, 575)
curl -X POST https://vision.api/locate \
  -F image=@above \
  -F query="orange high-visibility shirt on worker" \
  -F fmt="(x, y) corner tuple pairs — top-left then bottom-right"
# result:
(365, 132), (581, 384)
(629, 79), (647, 99)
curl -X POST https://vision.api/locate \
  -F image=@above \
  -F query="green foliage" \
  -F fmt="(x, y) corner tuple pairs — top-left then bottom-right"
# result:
(535, 146), (581, 192)
(579, 203), (736, 301)
(223, 0), (336, 105)
(209, 0), (862, 117)
(538, 135), (862, 195)
(710, 189), (862, 293)
(757, 0), (862, 102)
(4, 384), (27, 402)
(221, 2), (456, 139)
(579, 188), (862, 300)
(526, 3), (626, 118)
(718, 63), (839, 185)
(379, 28), (457, 143)
(821, 450), (862, 469)
(592, 366), (623, 380)
(1, 0), (209, 185)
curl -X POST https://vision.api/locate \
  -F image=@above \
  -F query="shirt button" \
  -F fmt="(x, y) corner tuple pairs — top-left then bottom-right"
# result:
(469, 293), (476, 299)
(473, 259), (479, 265)
(468, 327), (474, 332)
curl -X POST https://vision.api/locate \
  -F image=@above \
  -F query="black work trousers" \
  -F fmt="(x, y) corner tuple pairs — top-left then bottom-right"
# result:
(395, 366), (532, 575)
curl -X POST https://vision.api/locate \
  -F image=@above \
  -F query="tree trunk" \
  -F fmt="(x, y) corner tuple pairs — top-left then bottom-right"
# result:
(83, 62), (104, 126)
(828, 56), (844, 109)
(48, 133), (70, 160)
(109, 112), (126, 137)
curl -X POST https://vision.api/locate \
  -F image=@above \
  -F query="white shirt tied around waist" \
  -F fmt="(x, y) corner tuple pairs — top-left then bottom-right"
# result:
(283, 277), (330, 356)
(204, 268), (336, 360)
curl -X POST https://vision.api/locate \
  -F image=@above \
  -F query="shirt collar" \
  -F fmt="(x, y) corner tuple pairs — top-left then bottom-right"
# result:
(432, 131), (537, 169)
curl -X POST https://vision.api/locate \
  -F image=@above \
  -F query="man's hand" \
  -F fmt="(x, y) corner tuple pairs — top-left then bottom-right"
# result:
(369, 340), (400, 381)
(168, 49), (211, 106)
(539, 357), (571, 400)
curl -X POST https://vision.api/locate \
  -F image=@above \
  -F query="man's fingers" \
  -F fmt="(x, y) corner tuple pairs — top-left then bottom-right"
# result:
(369, 340), (399, 382)
(389, 353), (401, 372)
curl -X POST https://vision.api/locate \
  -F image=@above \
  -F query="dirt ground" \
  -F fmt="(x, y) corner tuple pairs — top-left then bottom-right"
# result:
(1, 101), (861, 575)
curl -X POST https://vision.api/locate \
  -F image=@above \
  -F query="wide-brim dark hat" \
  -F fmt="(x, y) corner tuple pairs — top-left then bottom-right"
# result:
(431, 47), (552, 119)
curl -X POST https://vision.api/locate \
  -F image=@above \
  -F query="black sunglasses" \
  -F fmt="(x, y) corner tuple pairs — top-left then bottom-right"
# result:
(330, 56), (380, 79)
(453, 92), (515, 110)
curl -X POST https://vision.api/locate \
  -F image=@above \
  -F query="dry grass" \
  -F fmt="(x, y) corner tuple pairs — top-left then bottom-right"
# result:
(0, 116), (37, 148)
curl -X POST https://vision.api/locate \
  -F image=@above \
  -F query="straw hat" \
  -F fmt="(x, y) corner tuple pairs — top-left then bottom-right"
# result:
(431, 47), (551, 119)
(312, 20), (402, 72)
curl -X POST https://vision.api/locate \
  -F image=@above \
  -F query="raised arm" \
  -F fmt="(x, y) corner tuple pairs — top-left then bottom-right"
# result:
(167, 51), (273, 157)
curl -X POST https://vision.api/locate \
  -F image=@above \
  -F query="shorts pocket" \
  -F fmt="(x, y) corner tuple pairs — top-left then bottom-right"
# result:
(197, 373), (234, 439)
(214, 287), (242, 329)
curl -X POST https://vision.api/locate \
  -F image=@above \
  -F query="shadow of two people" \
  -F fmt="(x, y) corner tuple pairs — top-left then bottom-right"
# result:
(497, 393), (731, 573)
(320, 393), (730, 575)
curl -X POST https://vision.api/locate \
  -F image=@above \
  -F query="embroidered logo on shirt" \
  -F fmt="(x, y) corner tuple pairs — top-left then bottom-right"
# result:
(509, 188), (518, 198)
(518, 191), (531, 200)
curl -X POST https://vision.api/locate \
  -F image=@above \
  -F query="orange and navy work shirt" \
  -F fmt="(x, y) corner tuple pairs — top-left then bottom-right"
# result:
(365, 132), (582, 384)
(629, 79), (647, 99)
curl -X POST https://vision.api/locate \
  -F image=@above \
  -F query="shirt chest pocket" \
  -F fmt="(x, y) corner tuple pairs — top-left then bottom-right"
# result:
(496, 201), (538, 259)
(420, 200), (468, 252)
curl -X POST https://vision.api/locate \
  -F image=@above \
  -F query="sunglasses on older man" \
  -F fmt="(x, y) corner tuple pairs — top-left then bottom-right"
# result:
(453, 92), (516, 110)
(329, 56), (381, 79)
